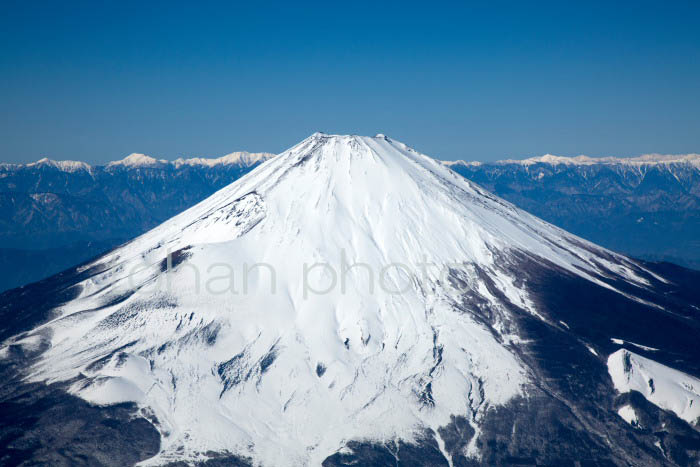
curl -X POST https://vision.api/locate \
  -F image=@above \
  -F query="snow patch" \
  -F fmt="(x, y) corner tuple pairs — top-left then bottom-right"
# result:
(617, 404), (640, 427)
(610, 338), (658, 352)
(607, 349), (700, 425)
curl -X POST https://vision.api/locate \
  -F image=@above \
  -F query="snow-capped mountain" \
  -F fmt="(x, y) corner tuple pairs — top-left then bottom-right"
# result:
(1, 134), (700, 466)
(24, 157), (94, 173)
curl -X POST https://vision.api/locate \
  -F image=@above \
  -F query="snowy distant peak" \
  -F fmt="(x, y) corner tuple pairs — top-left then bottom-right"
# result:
(443, 160), (482, 167)
(514, 154), (595, 165)
(172, 151), (275, 168)
(10, 157), (94, 172)
(445, 153), (700, 168)
(106, 153), (168, 168)
(508, 153), (700, 167)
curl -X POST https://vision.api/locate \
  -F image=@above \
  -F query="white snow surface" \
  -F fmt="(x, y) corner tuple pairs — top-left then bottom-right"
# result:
(107, 153), (169, 168)
(610, 338), (659, 352)
(6, 133), (662, 465)
(617, 405), (640, 427)
(608, 349), (700, 425)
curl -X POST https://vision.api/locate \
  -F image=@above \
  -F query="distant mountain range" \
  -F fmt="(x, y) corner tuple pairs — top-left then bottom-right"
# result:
(1, 151), (698, 291)
(446, 153), (700, 270)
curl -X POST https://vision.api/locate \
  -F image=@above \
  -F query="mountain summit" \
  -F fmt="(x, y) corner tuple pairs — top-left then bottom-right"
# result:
(2, 134), (700, 466)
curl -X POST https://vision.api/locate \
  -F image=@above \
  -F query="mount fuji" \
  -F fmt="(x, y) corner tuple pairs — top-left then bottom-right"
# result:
(1, 134), (700, 466)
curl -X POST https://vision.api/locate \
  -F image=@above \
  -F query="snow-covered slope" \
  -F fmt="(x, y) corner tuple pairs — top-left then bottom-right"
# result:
(608, 349), (700, 425)
(2, 133), (699, 466)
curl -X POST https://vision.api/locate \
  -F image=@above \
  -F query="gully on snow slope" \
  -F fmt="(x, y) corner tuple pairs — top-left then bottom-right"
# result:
(1, 133), (699, 466)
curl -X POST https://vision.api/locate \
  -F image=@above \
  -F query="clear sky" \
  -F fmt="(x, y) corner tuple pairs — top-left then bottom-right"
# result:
(1, 0), (699, 163)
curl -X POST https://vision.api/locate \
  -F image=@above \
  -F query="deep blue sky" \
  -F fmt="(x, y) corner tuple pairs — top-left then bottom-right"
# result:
(1, 1), (699, 163)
